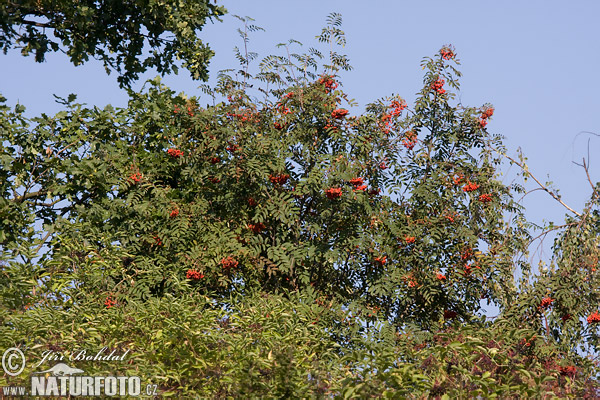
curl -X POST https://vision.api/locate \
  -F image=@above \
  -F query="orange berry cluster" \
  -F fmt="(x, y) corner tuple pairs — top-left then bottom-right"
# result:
(186, 269), (204, 280)
(478, 106), (494, 129)
(440, 46), (455, 60)
(325, 187), (342, 199)
(318, 75), (338, 93)
(587, 312), (600, 324)
(389, 99), (407, 117)
(462, 182), (480, 192)
(539, 297), (554, 309)
(349, 177), (367, 191)
(331, 108), (349, 119)
(478, 193), (493, 203)
(221, 256), (239, 270)
(167, 148), (184, 158)
(402, 131), (418, 150)
(431, 78), (446, 94)
(129, 172), (142, 183)
(374, 256), (387, 266)
(269, 173), (289, 185)
(104, 296), (116, 309)
(248, 222), (266, 233)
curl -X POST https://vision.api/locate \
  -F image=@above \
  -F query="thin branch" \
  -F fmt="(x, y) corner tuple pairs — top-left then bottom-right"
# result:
(582, 158), (596, 191)
(19, 19), (52, 29)
(491, 146), (581, 217)
(13, 190), (47, 203)
(33, 231), (52, 254)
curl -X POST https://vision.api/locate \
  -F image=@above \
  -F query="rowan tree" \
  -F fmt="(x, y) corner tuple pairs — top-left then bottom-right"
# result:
(1, 13), (599, 398)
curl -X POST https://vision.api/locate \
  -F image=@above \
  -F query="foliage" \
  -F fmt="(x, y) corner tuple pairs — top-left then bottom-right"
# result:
(1, 13), (600, 398)
(0, 0), (226, 87)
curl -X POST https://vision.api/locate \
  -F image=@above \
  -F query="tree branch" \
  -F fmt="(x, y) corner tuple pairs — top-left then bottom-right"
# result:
(19, 19), (53, 29)
(491, 146), (582, 217)
(13, 190), (47, 203)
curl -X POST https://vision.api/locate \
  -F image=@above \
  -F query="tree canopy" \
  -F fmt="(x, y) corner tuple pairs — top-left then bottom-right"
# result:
(1, 12), (600, 398)
(1, 0), (226, 87)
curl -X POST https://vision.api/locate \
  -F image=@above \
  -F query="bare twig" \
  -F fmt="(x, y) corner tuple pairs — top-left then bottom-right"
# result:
(491, 146), (581, 217)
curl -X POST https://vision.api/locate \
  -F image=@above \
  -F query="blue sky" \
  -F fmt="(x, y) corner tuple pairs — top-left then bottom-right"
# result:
(2, 0), (599, 265)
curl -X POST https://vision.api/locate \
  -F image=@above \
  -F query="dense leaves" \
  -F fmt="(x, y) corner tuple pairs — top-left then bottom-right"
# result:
(0, 0), (226, 87)
(1, 14), (600, 398)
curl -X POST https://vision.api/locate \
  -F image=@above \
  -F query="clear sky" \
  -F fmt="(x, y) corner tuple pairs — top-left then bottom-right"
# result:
(2, 0), (599, 265)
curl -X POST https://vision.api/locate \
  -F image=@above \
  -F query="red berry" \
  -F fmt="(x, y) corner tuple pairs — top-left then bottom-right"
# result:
(325, 187), (342, 199)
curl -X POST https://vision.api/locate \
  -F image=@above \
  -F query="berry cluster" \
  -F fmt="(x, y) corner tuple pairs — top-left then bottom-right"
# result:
(402, 131), (418, 150)
(269, 173), (289, 185)
(539, 297), (554, 309)
(248, 222), (266, 233)
(440, 46), (455, 60)
(559, 365), (577, 377)
(331, 108), (349, 119)
(129, 172), (142, 183)
(462, 182), (480, 192)
(463, 264), (477, 276)
(318, 75), (338, 93)
(461, 248), (474, 260)
(587, 312), (600, 324)
(349, 177), (367, 191)
(227, 110), (258, 122)
(379, 98), (408, 135)
(478, 106), (494, 129)
(453, 174), (464, 185)
(186, 269), (204, 280)
(221, 256), (239, 270)
(389, 99), (407, 117)
(209, 157), (221, 164)
(349, 177), (364, 186)
(431, 78), (446, 95)
(478, 193), (493, 203)
(167, 148), (184, 158)
(226, 143), (239, 153)
(153, 235), (163, 246)
(169, 208), (179, 218)
(374, 256), (387, 266)
(436, 273), (446, 281)
(325, 187), (342, 199)
(481, 107), (495, 119)
(247, 197), (257, 207)
(405, 236), (416, 244)
(104, 296), (116, 309)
